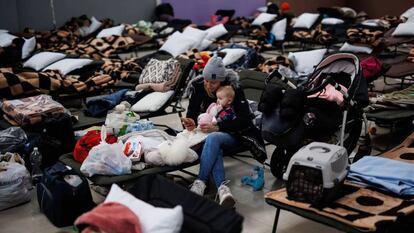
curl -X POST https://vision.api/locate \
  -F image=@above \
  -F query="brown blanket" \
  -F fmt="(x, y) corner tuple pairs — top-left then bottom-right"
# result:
(347, 28), (384, 47)
(0, 67), (114, 98)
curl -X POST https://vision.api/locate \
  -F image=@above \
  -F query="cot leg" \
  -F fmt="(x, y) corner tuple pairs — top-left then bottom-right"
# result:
(272, 208), (281, 233)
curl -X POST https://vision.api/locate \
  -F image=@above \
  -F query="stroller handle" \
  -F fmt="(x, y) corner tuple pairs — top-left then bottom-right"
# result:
(266, 69), (297, 89)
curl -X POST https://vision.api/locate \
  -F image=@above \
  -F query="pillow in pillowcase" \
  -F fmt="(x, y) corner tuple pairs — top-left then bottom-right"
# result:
(339, 42), (373, 54)
(252, 13), (277, 26)
(220, 48), (247, 66)
(392, 22), (414, 36)
(198, 39), (213, 51)
(23, 52), (66, 71)
(321, 18), (344, 25)
(205, 24), (228, 40)
(79, 16), (102, 37)
(288, 48), (327, 74)
(96, 24), (125, 38)
(401, 7), (414, 20)
(159, 32), (196, 57)
(182, 26), (207, 49)
(293, 13), (320, 29)
(0, 32), (17, 47)
(105, 184), (183, 233)
(42, 58), (93, 75)
(131, 91), (174, 112)
(270, 18), (287, 41)
(21, 37), (36, 59)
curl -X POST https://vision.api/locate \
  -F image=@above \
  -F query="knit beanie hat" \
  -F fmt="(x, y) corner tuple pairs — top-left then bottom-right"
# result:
(203, 55), (227, 82)
(75, 202), (142, 233)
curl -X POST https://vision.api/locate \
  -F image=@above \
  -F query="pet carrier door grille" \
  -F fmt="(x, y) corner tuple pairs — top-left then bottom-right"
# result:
(286, 165), (324, 204)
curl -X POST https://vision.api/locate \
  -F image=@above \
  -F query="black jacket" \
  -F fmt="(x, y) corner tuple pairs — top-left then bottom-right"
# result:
(186, 79), (267, 163)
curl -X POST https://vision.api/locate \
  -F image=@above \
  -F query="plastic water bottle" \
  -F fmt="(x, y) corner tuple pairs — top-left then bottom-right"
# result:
(30, 147), (43, 184)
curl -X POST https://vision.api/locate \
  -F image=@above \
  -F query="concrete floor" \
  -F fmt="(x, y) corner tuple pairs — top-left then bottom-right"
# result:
(0, 27), (412, 232)
(1, 80), (412, 233)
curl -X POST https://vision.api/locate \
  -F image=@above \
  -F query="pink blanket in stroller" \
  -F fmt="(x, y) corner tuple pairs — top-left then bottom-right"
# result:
(308, 84), (348, 106)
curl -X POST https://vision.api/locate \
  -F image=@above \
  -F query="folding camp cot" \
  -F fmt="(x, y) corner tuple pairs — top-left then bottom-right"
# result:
(127, 174), (243, 233)
(265, 131), (414, 233)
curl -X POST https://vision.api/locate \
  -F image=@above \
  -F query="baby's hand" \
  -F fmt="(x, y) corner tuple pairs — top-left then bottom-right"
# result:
(199, 123), (219, 133)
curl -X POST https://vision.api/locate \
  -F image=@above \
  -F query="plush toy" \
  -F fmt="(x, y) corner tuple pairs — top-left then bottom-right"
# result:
(158, 136), (191, 166)
(197, 102), (222, 125)
(241, 166), (265, 191)
(114, 101), (132, 113)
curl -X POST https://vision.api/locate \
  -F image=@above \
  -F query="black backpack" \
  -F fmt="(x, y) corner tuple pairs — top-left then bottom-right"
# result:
(37, 162), (95, 227)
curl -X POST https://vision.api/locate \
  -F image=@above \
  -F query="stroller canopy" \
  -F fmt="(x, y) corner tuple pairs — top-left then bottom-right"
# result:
(307, 53), (368, 107)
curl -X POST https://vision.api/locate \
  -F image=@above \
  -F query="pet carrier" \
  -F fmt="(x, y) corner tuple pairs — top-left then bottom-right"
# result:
(283, 142), (349, 206)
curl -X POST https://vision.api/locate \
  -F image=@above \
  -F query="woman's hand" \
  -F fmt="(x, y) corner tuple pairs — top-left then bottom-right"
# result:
(181, 117), (196, 131)
(199, 123), (219, 133)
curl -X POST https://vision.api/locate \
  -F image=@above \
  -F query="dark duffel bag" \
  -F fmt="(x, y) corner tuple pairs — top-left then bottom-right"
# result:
(37, 162), (95, 227)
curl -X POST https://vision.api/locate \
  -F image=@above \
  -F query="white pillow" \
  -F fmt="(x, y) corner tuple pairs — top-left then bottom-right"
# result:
(293, 13), (320, 29)
(105, 184), (183, 233)
(0, 29), (8, 34)
(182, 27), (207, 49)
(23, 52), (66, 71)
(221, 48), (247, 66)
(131, 90), (174, 112)
(288, 48), (327, 74)
(21, 37), (36, 59)
(392, 22), (414, 36)
(270, 18), (287, 41)
(198, 39), (213, 51)
(256, 6), (267, 13)
(43, 58), (93, 75)
(321, 18), (344, 25)
(205, 24), (228, 40)
(96, 24), (125, 38)
(401, 6), (414, 19)
(79, 16), (102, 37)
(0, 32), (17, 47)
(252, 13), (277, 26)
(159, 32), (196, 57)
(339, 42), (373, 54)
(361, 19), (381, 27)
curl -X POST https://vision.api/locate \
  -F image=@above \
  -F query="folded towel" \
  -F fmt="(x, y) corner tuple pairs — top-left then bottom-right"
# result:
(348, 156), (414, 195)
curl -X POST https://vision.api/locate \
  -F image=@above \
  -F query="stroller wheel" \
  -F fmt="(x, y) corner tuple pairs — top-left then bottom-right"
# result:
(270, 147), (286, 179)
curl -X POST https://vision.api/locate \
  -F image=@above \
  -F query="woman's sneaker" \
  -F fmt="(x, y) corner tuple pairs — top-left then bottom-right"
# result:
(218, 181), (236, 208)
(190, 179), (206, 196)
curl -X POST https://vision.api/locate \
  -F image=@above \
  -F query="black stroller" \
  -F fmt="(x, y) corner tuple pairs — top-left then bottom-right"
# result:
(259, 53), (370, 178)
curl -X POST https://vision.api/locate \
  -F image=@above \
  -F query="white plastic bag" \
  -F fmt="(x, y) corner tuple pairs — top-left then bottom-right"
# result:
(80, 126), (131, 177)
(105, 111), (140, 135)
(0, 154), (32, 211)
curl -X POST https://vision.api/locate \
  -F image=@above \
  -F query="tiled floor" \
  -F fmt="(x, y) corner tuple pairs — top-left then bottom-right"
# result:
(1, 88), (411, 233)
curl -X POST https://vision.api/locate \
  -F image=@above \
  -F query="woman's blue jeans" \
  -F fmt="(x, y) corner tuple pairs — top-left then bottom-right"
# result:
(198, 132), (239, 188)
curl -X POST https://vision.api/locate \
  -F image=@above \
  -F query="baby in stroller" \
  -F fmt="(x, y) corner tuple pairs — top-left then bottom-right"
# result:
(259, 53), (369, 178)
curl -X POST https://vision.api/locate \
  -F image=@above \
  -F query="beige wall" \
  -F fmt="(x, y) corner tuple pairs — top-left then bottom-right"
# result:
(345, 0), (413, 18)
